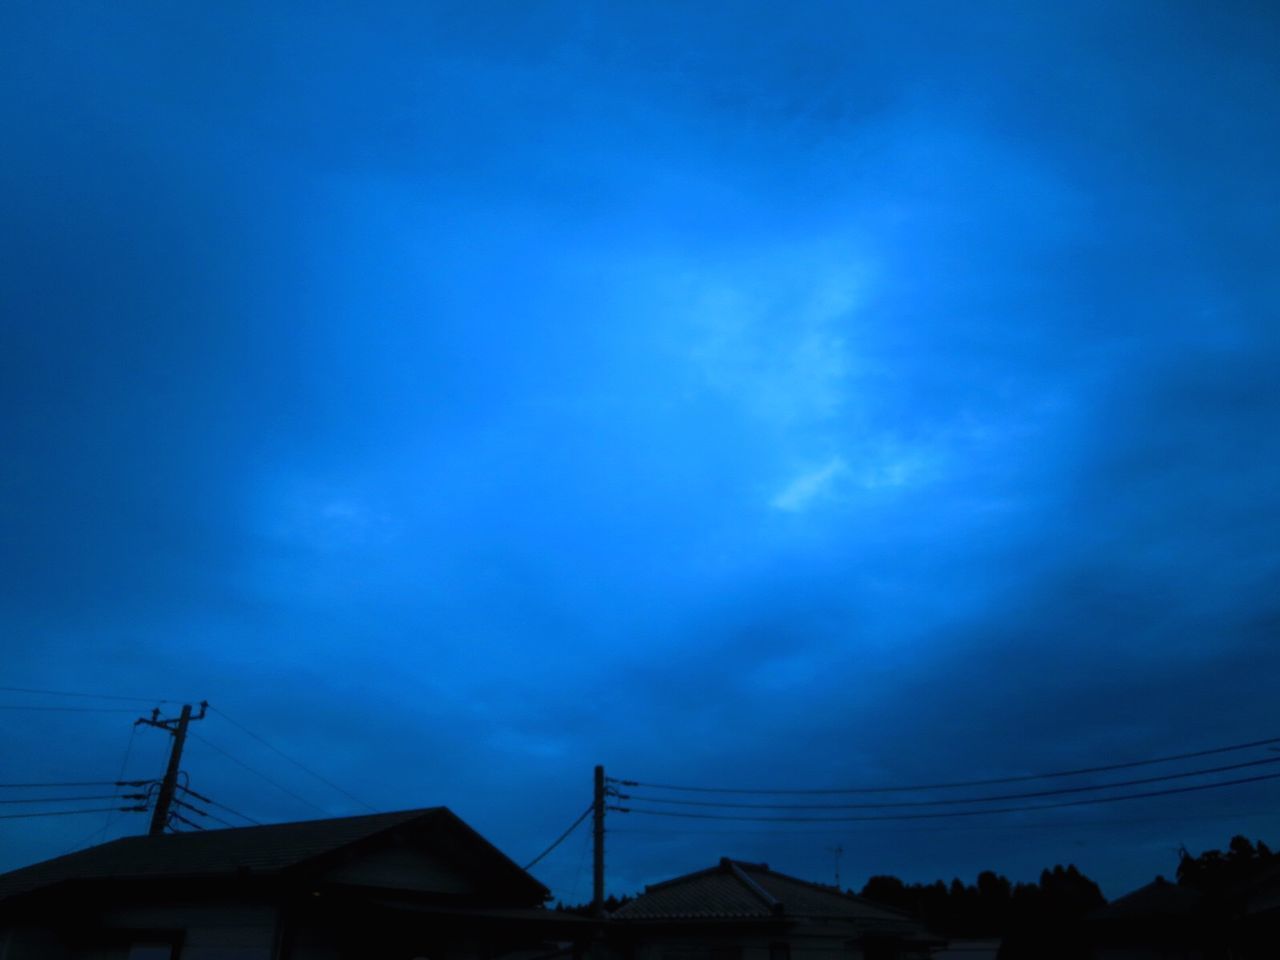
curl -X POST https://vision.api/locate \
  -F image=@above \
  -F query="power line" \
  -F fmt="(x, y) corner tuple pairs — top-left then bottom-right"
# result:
(172, 795), (242, 831)
(200, 797), (261, 826)
(525, 804), (595, 871)
(177, 783), (213, 803)
(0, 806), (144, 821)
(0, 705), (140, 713)
(208, 706), (377, 812)
(192, 807), (238, 829)
(570, 811), (595, 905)
(609, 807), (1280, 837)
(187, 731), (330, 817)
(613, 769), (1280, 823)
(89, 724), (142, 851)
(613, 734), (1280, 795)
(0, 685), (173, 704)
(172, 797), (211, 820)
(175, 784), (263, 826)
(0, 780), (152, 789)
(169, 811), (205, 831)
(0, 794), (147, 805)
(619, 755), (1280, 811)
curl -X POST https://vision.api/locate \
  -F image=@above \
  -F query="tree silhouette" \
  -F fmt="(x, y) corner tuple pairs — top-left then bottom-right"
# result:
(859, 863), (1102, 945)
(1177, 835), (1277, 894)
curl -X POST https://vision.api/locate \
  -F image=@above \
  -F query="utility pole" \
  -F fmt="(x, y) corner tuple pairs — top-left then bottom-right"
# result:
(829, 845), (843, 889)
(593, 764), (605, 915)
(138, 701), (207, 836)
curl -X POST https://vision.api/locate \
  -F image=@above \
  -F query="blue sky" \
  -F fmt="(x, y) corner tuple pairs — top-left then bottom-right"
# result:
(3, 1), (1280, 901)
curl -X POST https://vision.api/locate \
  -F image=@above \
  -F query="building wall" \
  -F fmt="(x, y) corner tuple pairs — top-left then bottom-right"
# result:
(623, 922), (930, 960)
(1, 924), (72, 960)
(90, 901), (278, 960)
(0, 902), (280, 960)
(632, 932), (859, 960)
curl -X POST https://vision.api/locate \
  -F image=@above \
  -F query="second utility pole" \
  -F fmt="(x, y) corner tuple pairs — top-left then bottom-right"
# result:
(593, 764), (605, 915)
(138, 701), (207, 835)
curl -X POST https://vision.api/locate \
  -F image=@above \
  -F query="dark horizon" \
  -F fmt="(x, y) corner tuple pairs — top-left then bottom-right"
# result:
(3, 1), (1280, 907)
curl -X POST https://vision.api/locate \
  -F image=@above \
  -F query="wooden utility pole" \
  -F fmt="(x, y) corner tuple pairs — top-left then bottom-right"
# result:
(593, 764), (605, 914)
(138, 701), (207, 835)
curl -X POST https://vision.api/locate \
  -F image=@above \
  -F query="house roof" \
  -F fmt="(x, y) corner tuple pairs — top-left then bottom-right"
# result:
(1090, 876), (1204, 921)
(0, 807), (547, 905)
(612, 857), (921, 929)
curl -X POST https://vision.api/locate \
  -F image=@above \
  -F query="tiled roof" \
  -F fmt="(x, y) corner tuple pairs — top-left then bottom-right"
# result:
(613, 858), (919, 927)
(0, 807), (544, 903)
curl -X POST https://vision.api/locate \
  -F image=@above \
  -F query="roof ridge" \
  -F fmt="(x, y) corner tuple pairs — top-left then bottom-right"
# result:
(204, 806), (444, 836)
(642, 862), (727, 894)
(0, 808), (447, 885)
(0, 805), (548, 907)
(724, 859), (782, 915)
(736, 862), (916, 920)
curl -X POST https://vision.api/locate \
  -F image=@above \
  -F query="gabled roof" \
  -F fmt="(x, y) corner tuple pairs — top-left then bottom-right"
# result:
(1090, 876), (1204, 921)
(612, 857), (920, 929)
(0, 807), (547, 906)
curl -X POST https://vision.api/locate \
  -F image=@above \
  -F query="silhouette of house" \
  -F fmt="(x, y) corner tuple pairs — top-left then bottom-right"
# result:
(0, 807), (590, 960)
(1087, 871), (1280, 959)
(606, 858), (939, 960)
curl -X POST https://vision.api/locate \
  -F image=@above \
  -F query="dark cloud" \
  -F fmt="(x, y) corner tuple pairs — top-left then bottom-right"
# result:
(3, 0), (1279, 901)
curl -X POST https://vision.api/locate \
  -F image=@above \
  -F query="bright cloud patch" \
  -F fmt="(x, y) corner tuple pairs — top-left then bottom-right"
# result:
(771, 457), (848, 512)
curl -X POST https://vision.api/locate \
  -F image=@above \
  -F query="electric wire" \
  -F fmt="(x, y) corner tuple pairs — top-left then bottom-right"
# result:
(187, 731), (330, 816)
(208, 706), (378, 812)
(0, 685), (174, 703)
(525, 803), (594, 871)
(570, 812), (594, 905)
(0, 794), (146, 805)
(177, 783), (213, 803)
(619, 755), (1280, 811)
(98, 724), (141, 843)
(0, 705), (141, 713)
(0, 780), (151, 789)
(192, 807), (237, 829)
(175, 783), (263, 826)
(606, 808), (1280, 839)
(170, 811), (205, 831)
(609, 806), (1280, 837)
(614, 769), (1280, 822)
(612, 734), (1280, 795)
(0, 806), (137, 821)
(172, 797), (211, 820)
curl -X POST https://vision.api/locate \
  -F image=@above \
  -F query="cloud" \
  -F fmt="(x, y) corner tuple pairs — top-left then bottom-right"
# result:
(771, 457), (848, 512)
(4, 0), (1280, 906)
(676, 253), (869, 429)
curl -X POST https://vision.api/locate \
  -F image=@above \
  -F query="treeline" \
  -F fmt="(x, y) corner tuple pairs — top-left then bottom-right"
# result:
(859, 863), (1104, 940)
(1176, 834), (1277, 893)
(859, 834), (1278, 958)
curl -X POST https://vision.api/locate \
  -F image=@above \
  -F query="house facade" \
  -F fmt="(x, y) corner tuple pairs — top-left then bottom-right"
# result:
(605, 859), (940, 960)
(1086, 872), (1280, 959)
(0, 807), (588, 960)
